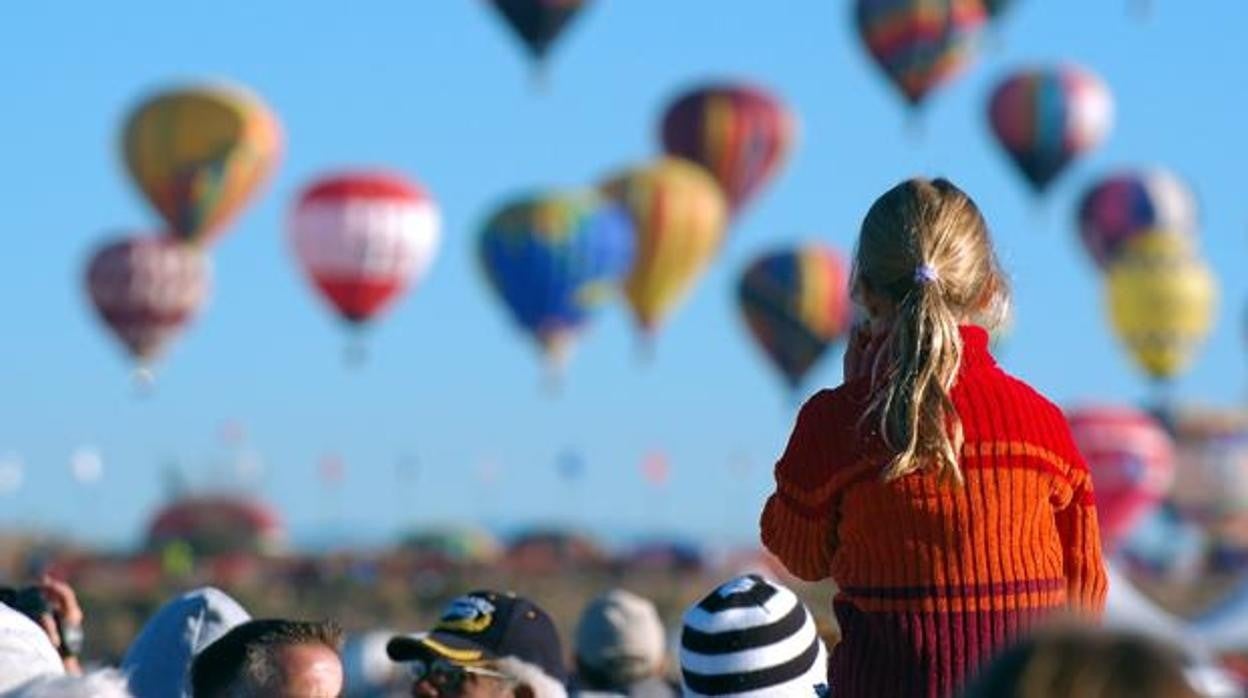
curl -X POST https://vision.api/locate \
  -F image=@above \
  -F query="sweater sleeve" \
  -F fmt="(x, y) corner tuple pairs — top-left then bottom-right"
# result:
(1048, 412), (1109, 617)
(759, 391), (847, 582)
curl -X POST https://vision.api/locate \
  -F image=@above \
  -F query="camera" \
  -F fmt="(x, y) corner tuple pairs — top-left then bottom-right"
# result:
(0, 586), (50, 623)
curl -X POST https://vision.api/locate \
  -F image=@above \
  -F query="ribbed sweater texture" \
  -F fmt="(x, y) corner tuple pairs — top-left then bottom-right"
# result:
(760, 326), (1107, 698)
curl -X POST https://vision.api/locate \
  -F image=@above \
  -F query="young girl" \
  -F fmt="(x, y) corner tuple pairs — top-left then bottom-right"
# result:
(760, 178), (1107, 698)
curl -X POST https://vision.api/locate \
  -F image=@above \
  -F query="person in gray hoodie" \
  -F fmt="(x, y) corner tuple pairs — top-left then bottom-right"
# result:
(120, 587), (250, 698)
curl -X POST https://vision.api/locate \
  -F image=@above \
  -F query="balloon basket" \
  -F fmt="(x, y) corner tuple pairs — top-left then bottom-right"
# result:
(343, 337), (369, 368)
(131, 365), (156, 397)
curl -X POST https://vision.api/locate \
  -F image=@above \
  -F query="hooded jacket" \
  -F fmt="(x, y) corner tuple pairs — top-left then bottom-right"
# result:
(121, 587), (250, 698)
(0, 602), (64, 694)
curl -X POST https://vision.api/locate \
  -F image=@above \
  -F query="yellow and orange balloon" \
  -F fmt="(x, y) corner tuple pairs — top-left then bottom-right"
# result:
(600, 158), (728, 337)
(123, 83), (281, 247)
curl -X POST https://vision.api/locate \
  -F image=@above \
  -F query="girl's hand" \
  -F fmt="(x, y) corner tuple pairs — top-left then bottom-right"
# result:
(843, 319), (888, 383)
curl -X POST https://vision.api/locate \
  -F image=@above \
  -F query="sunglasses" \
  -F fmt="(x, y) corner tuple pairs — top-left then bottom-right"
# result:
(407, 658), (514, 689)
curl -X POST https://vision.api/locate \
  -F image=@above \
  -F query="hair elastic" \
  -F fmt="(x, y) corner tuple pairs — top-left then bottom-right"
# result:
(914, 264), (940, 285)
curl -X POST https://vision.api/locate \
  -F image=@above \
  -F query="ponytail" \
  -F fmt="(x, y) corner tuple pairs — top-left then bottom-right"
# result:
(853, 178), (1008, 485)
(869, 271), (965, 483)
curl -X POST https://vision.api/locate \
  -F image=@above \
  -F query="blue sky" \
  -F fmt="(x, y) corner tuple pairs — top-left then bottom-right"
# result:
(1, 1), (1245, 549)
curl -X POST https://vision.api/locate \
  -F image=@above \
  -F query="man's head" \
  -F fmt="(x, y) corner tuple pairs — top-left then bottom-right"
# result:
(574, 589), (666, 691)
(190, 618), (343, 698)
(387, 590), (567, 698)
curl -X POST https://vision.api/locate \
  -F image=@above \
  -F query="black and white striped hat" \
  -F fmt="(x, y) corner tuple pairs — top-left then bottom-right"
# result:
(679, 575), (829, 697)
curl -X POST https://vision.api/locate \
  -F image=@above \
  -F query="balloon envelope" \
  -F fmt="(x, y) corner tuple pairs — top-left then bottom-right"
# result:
(85, 235), (210, 365)
(123, 83), (281, 246)
(600, 158), (728, 335)
(1169, 408), (1248, 531)
(737, 245), (853, 389)
(1106, 230), (1216, 381)
(289, 171), (440, 325)
(988, 65), (1113, 192)
(660, 84), (796, 215)
(1067, 405), (1175, 551)
(478, 190), (635, 363)
(488, 0), (588, 62)
(855, 0), (987, 107)
(1077, 169), (1197, 270)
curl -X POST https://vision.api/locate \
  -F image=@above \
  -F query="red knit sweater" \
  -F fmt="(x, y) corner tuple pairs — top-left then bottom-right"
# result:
(760, 326), (1107, 698)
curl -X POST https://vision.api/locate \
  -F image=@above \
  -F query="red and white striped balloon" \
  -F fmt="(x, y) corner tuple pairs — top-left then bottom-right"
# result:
(289, 172), (440, 325)
(1067, 405), (1175, 551)
(85, 235), (210, 365)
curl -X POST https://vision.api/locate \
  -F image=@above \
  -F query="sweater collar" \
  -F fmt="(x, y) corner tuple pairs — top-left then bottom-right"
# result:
(960, 325), (995, 370)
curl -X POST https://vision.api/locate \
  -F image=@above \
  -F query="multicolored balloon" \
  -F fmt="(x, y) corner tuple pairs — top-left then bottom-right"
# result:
(488, 0), (588, 66)
(981, 0), (1015, 18)
(1168, 408), (1248, 533)
(737, 245), (853, 390)
(1077, 169), (1197, 270)
(123, 83), (281, 246)
(289, 172), (440, 326)
(988, 65), (1113, 192)
(600, 158), (728, 336)
(478, 190), (635, 366)
(1106, 230), (1216, 381)
(85, 235), (210, 367)
(659, 84), (796, 216)
(855, 0), (988, 108)
(1067, 406), (1175, 551)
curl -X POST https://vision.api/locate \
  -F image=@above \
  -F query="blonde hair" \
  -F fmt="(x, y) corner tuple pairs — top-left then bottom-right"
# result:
(853, 178), (1009, 483)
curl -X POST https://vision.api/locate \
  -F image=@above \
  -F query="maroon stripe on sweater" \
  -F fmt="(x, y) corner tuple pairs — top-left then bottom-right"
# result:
(829, 600), (1055, 698)
(839, 578), (1064, 601)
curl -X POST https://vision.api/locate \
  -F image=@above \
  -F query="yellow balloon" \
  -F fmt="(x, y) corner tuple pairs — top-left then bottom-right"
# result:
(123, 83), (281, 246)
(601, 158), (728, 334)
(1107, 230), (1216, 380)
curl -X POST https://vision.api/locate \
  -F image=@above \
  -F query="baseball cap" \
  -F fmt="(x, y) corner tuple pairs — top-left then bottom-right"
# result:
(387, 590), (567, 683)
(574, 589), (665, 684)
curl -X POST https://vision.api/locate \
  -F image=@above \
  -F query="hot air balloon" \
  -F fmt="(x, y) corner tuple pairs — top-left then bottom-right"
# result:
(1077, 169), (1197, 270)
(123, 83), (281, 247)
(478, 190), (635, 370)
(988, 65), (1113, 193)
(288, 172), (440, 335)
(737, 245), (853, 391)
(982, 0), (1015, 18)
(855, 0), (988, 109)
(1067, 406), (1175, 551)
(487, 0), (589, 72)
(1106, 230), (1216, 382)
(600, 158), (728, 339)
(1168, 408), (1248, 533)
(85, 235), (210, 372)
(659, 84), (796, 216)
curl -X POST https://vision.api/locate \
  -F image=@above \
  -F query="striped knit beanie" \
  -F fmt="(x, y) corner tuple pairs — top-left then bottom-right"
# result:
(680, 575), (829, 697)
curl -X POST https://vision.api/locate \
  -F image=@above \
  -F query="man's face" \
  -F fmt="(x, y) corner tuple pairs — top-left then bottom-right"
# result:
(409, 658), (515, 698)
(271, 643), (344, 698)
